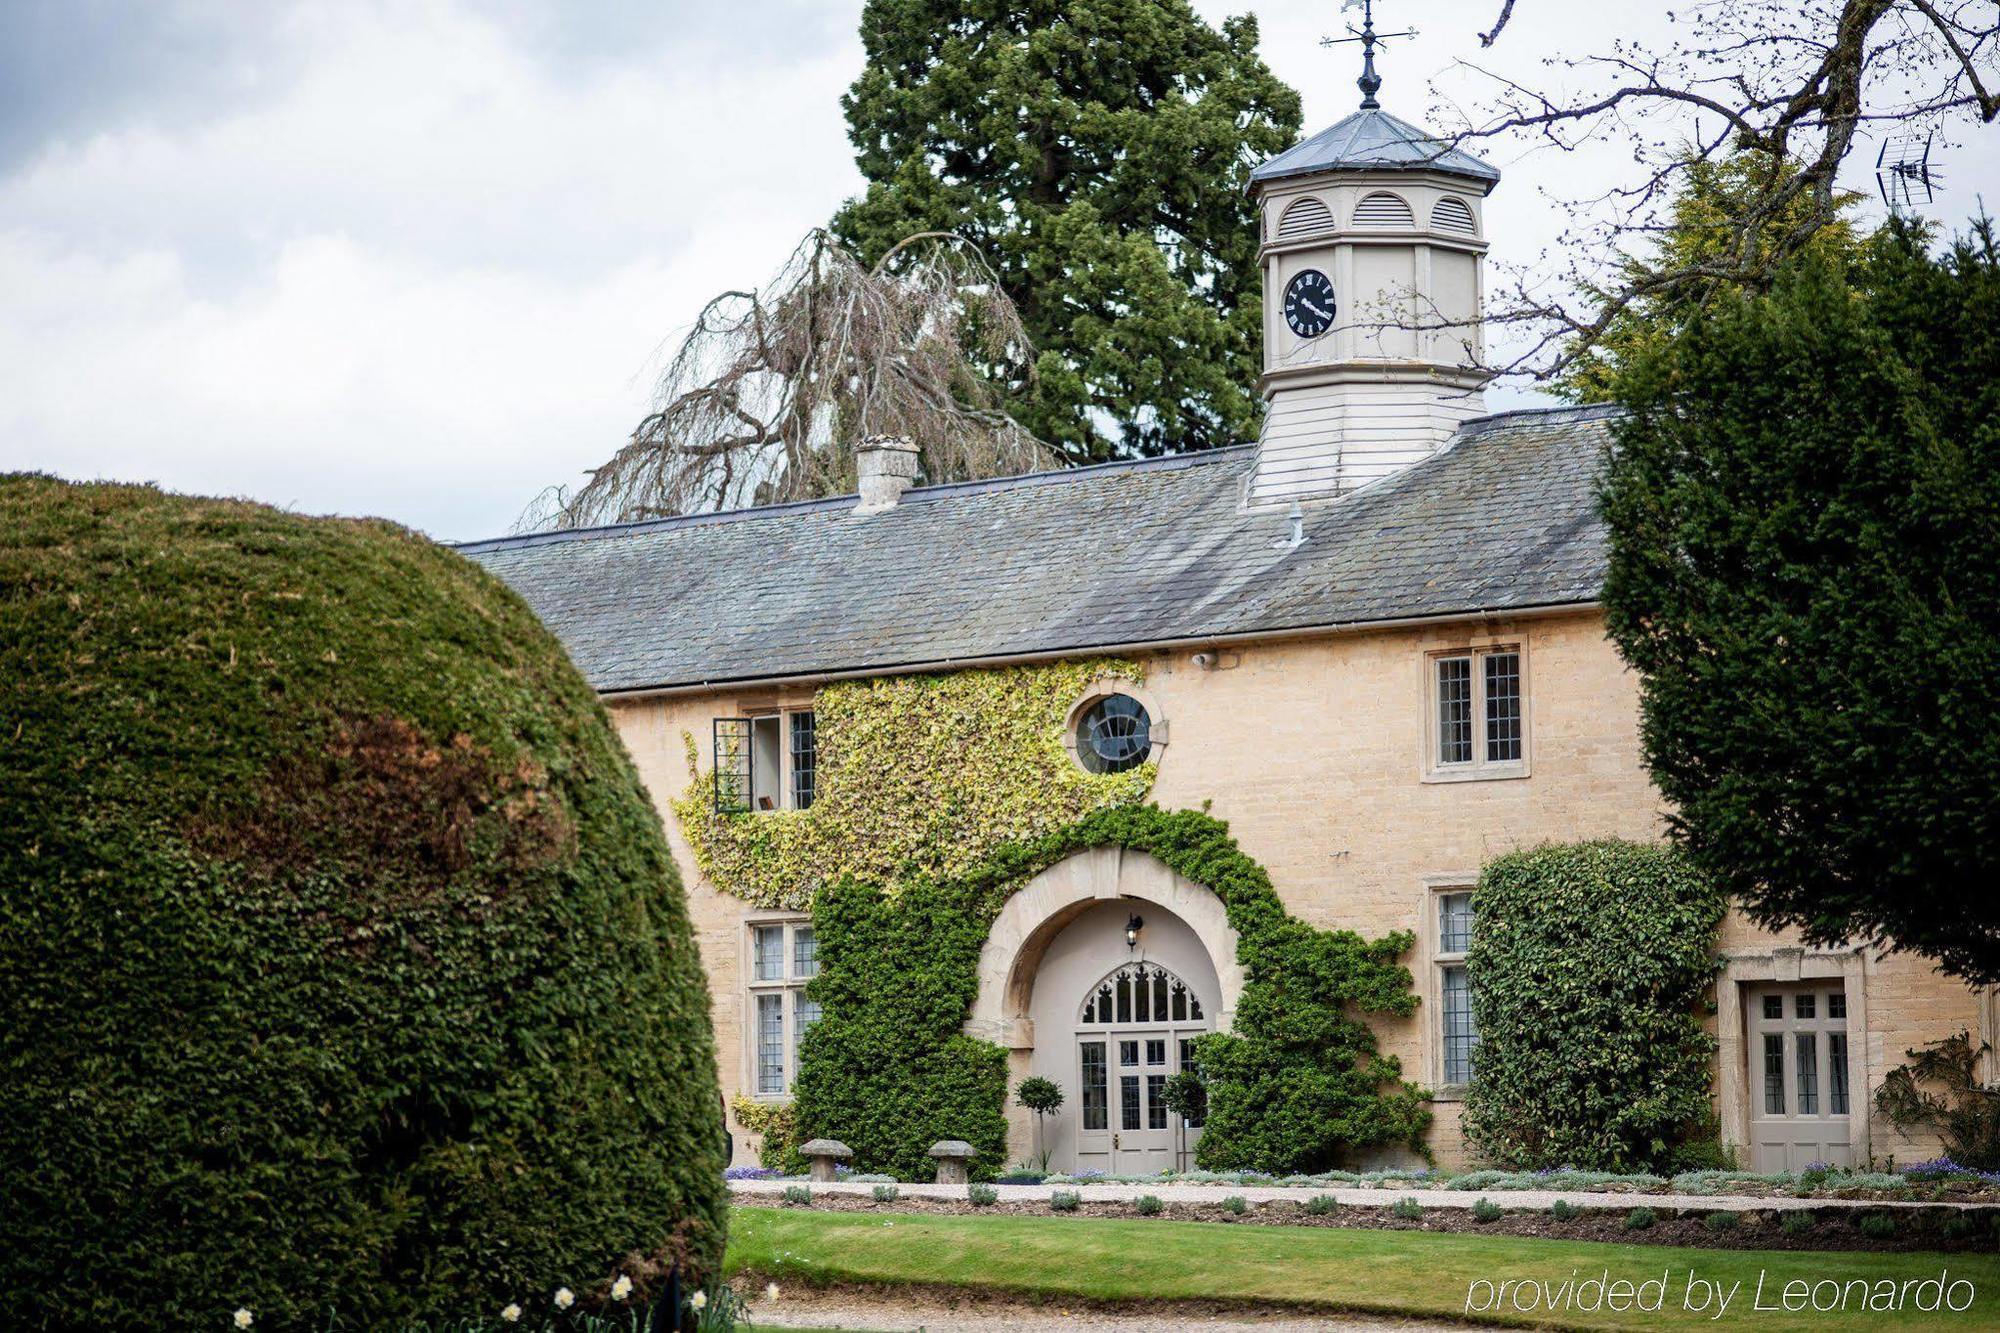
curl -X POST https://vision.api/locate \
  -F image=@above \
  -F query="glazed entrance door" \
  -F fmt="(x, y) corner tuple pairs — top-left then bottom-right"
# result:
(1071, 962), (1209, 1175)
(1110, 1032), (1176, 1174)
(1747, 984), (1854, 1172)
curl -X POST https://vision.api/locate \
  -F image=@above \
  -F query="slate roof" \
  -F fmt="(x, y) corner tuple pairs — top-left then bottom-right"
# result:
(458, 405), (1616, 695)
(1249, 108), (1500, 190)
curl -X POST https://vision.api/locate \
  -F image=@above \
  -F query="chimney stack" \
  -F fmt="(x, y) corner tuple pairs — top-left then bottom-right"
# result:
(854, 436), (920, 513)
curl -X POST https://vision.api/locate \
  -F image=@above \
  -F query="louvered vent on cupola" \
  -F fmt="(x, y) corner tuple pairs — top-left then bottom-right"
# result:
(1432, 196), (1478, 236)
(1276, 196), (1334, 239)
(1352, 191), (1415, 228)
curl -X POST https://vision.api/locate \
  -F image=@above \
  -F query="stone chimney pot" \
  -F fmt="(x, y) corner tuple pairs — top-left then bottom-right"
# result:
(854, 436), (921, 513)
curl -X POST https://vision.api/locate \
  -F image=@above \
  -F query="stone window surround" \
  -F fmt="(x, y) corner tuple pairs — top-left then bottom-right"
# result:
(741, 911), (816, 1102)
(1421, 635), (1530, 783)
(1418, 873), (1480, 1101)
(1715, 947), (1870, 1165)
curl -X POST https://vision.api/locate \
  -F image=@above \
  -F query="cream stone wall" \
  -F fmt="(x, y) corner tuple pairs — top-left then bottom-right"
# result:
(605, 608), (1981, 1170)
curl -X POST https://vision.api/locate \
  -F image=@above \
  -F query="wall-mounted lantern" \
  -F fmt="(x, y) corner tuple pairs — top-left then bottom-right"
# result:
(1125, 914), (1145, 951)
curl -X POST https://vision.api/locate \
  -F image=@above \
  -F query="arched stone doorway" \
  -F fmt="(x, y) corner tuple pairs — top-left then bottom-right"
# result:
(964, 845), (1242, 1173)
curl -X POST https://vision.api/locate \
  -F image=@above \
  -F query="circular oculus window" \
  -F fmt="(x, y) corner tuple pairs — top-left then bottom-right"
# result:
(1076, 694), (1152, 774)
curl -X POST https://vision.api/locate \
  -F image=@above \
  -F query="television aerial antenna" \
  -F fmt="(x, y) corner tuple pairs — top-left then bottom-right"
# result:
(1321, 0), (1418, 111)
(1875, 133), (1941, 211)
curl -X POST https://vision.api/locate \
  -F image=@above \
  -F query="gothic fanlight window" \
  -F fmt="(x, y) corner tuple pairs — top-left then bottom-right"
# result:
(1079, 963), (1205, 1025)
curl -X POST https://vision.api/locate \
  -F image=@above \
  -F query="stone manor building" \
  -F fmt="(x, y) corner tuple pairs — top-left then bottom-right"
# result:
(463, 95), (1984, 1174)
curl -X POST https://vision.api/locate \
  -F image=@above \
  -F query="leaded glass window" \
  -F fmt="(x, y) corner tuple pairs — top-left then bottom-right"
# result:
(789, 711), (817, 809)
(756, 993), (784, 1095)
(1435, 890), (1478, 1088)
(753, 926), (785, 982)
(747, 918), (818, 1098)
(1431, 647), (1526, 775)
(794, 995), (822, 1046)
(1436, 656), (1473, 765)
(1441, 965), (1477, 1085)
(1439, 893), (1474, 953)
(1076, 694), (1151, 774)
(1120, 1076), (1141, 1131)
(1147, 1074), (1168, 1130)
(1484, 652), (1521, 762)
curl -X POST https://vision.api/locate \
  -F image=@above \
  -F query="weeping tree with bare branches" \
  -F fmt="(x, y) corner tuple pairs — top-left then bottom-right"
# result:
(519, 230), (1049, 530)
(1431, 0), (1999, 381)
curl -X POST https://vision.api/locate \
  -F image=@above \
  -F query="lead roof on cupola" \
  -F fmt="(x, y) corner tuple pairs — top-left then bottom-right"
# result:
(1249, 107), (1501, 191)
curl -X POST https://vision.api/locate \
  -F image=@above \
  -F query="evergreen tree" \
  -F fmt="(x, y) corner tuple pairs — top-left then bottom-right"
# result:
(833, 1), (1301, 463)
(1601, 219), (2000, 983)
(1561, 152), (1863, 402)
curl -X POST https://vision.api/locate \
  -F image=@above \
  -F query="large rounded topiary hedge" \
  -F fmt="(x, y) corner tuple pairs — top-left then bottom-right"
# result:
(0, 476), (725, 1327)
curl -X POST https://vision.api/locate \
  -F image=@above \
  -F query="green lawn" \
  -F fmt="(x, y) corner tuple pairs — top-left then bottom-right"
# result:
(725, 1207), (2000, 1330)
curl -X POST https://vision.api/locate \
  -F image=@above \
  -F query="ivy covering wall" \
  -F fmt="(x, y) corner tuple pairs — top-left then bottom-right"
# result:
(672, 661), (1154, 910)
(1461, 840), (1726, 1172)
(678, 663), (1428, 1178)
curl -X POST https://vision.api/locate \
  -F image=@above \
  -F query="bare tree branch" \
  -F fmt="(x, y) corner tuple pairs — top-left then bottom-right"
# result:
(517, 230), (1051, 531)
(1455, 0), (1999, 383)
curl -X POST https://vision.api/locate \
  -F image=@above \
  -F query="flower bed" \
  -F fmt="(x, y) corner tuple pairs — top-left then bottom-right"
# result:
(747, 1191), (2000, 1256)
(1021, 1162), (2000, 1202)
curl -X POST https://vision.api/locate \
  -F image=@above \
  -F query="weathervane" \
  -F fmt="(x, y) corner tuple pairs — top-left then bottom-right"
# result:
(1321, 0), (1417, 110)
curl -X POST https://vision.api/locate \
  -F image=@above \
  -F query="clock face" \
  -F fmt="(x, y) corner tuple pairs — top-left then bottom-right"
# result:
(1283, 269), (1337, 339)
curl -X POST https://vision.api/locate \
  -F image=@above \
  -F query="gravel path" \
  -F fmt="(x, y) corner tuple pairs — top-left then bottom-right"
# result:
(730, 1178), (1975, 1213)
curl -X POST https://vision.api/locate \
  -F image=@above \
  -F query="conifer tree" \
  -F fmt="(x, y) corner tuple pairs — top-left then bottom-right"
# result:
(833, 1), (1301, 463)
(1601, 219), (2000, 983)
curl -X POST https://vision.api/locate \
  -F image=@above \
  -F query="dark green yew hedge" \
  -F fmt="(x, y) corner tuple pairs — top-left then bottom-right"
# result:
(0, 477), (725, 1327)
(1461, 840), (1724, 1172)
(790, 805), (1427, 1179)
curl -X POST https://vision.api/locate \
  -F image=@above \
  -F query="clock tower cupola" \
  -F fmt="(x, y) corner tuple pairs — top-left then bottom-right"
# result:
(1246, 3), (1499, 506)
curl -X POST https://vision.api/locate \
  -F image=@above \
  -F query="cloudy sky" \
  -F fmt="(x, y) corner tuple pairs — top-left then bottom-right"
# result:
(3, 1), (1994, 541)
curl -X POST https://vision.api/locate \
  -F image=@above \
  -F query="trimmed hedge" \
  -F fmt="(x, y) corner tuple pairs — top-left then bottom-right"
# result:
(791, 804), (1428, 1179)
(0, 477), (725, 1327)
(1462, 840), (1724, 1172)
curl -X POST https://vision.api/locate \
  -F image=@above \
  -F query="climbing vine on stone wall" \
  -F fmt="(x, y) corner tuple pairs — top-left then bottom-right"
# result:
(791, 805), (1430, 1179)
(674, 660), (1427, 1178)
(1462, 840), (1725, 1172)
(672, 660), (1155, 909)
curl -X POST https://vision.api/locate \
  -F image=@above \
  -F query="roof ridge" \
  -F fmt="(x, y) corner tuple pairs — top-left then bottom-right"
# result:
(455, 444), (1256, 554)
(1455, 402), (1623, 436)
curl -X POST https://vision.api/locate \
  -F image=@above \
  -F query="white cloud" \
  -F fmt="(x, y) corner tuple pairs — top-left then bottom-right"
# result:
(0, 0), (861, 539)
(3, 1), (1993, 537)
